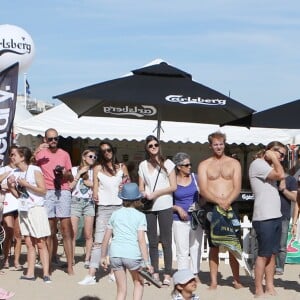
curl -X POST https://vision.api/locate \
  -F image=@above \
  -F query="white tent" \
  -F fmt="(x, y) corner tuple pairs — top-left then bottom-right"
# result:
(14, 103), (294, 145)
(14, 101), (32, 123)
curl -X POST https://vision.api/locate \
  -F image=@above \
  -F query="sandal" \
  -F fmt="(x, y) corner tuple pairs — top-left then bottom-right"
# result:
(13, 265), (23, 271)
(138, 269), (162, 288)
(2, 262), (9, 269)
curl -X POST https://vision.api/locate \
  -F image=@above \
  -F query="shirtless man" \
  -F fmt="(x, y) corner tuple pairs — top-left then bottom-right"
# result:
(197, 131), (243, 289)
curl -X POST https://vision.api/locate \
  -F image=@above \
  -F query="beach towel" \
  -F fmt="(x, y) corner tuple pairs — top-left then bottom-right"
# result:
(210, 205), (252, 276)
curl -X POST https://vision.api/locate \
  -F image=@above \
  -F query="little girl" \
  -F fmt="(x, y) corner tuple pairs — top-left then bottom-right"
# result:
(171, 269), (200, 300)
(100, 183), (153, 300)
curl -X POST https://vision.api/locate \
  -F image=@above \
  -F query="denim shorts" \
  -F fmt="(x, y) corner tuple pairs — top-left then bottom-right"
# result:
(71, 196), (95, 217)
(45, 190), (72, 218)
(94, 205), (122, 243)
(252, 217), (281, 257)
(110, 257), (142, 271)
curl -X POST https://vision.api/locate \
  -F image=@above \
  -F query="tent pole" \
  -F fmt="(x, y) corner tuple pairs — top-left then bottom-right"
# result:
(157, 119), (161, 141)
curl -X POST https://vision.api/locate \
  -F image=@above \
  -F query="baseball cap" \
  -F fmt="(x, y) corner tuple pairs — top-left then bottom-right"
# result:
(173, 269), (195, 285)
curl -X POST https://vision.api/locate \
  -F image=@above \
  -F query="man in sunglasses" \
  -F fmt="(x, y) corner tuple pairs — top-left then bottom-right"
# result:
(197, 131), (243, 290)
(34, 128), (74, 275)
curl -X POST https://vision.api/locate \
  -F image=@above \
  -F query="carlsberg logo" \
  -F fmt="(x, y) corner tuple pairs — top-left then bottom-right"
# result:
(165, 95), (226, 105)
(103, 105), (157, 118)
(0, 37), (32, 56)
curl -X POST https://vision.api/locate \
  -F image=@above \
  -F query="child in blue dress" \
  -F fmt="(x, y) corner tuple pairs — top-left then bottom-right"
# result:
(100, 183), (153, 300)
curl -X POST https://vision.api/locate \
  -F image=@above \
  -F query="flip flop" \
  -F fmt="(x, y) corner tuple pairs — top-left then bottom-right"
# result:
(20, 275), (36, 281)
(138, 269), (162, 288)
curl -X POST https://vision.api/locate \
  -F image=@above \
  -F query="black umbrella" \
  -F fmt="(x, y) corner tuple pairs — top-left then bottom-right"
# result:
(54, 62), (255, 138)
(225, 99), (300, 129)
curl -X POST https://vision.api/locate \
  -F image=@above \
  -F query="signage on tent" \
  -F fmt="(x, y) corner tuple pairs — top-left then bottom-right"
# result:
(165, 95), (226, 105)
(0, 24), (35, 73)
(103, 105), (157, 118)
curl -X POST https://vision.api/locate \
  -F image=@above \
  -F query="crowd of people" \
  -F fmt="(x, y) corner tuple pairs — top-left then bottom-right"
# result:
(0, 128), (299, 300)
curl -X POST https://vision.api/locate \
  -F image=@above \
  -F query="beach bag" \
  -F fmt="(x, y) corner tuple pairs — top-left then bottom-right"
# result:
(141, 167), (161, 211)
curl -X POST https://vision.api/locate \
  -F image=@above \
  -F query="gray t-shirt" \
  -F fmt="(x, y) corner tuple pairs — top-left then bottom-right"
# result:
(249, 158), (282, 221)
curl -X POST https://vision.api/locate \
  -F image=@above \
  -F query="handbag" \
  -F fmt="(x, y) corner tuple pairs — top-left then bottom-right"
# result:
(190, 173), (207, 230)
(141, 166), (161, 211)
(191, 208), (207, 230)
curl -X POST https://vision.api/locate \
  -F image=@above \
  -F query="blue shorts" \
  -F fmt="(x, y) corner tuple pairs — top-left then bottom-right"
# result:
(252, 217), (281, 257)
(110, 257), (142, 271)
(45, 190), (72, 218)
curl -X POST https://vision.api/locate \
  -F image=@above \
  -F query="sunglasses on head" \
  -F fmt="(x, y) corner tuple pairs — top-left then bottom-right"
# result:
(148, 143), (159, 149)
(87, 155), (97, 160)
(101, 148), (112, 154)
(180, 163), (192, 167)
(47, 137), (58, 142)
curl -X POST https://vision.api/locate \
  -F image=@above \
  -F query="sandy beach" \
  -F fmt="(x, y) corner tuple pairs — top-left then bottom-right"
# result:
(0, 244), (299, 300)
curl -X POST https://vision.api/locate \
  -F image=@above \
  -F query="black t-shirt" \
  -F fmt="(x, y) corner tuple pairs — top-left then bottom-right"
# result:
(280, 175), (297, 219)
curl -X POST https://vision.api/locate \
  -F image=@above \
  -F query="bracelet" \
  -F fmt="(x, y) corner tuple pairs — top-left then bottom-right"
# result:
(293, 223), (298, 226)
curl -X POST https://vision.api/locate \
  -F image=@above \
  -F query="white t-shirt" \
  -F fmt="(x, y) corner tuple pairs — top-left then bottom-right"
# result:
(249, 158), (281, 221)
(13, 165), (45, 208)
(138, 159), (175, 211)
(71, 166), (93, 198)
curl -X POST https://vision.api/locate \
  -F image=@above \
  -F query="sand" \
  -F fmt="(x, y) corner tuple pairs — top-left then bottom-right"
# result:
(0, 244), (299, 300)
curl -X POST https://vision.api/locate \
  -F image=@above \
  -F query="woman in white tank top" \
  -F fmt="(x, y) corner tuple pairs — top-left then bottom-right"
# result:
(78, 141), (130, 285)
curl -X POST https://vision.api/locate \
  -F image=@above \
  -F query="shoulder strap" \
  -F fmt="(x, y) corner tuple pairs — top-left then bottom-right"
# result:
(152, 167), (161, 192)
(191, 173), (199, 192)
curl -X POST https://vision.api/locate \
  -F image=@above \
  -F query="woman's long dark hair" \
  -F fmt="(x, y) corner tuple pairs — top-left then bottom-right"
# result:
(144, 135), (167, 173)
(98, 141), (119, 176)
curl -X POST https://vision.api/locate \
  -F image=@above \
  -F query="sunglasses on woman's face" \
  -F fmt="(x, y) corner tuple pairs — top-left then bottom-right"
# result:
(180, 163), (192, 167)
(87, 155), (97, 160)
(101, 148), (112, 154)
(148, 143), (159, 149)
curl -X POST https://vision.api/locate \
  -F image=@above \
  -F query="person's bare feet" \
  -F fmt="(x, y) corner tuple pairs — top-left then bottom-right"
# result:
(233, 280), (244, 289)
(208, 283), (217, 290)
(265, 288), (277, 296)
(67, 267), (74, 275)
(254, 293), (266, 298)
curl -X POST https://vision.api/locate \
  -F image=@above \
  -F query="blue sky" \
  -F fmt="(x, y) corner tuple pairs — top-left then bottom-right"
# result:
(1, 0), (300, 111)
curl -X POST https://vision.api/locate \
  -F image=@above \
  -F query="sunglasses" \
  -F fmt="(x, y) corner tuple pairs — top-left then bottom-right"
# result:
(180, 163), (192, 167)
(101, 148), (112, 154)
(47, 137), (58, 142)
(275, 149), (285, 159)
(148, 143), (159, 149)
(87, 155), (97, 160)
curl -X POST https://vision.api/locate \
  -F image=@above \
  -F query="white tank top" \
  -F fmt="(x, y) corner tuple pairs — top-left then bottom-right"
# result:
(97, 167), (123, 206)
